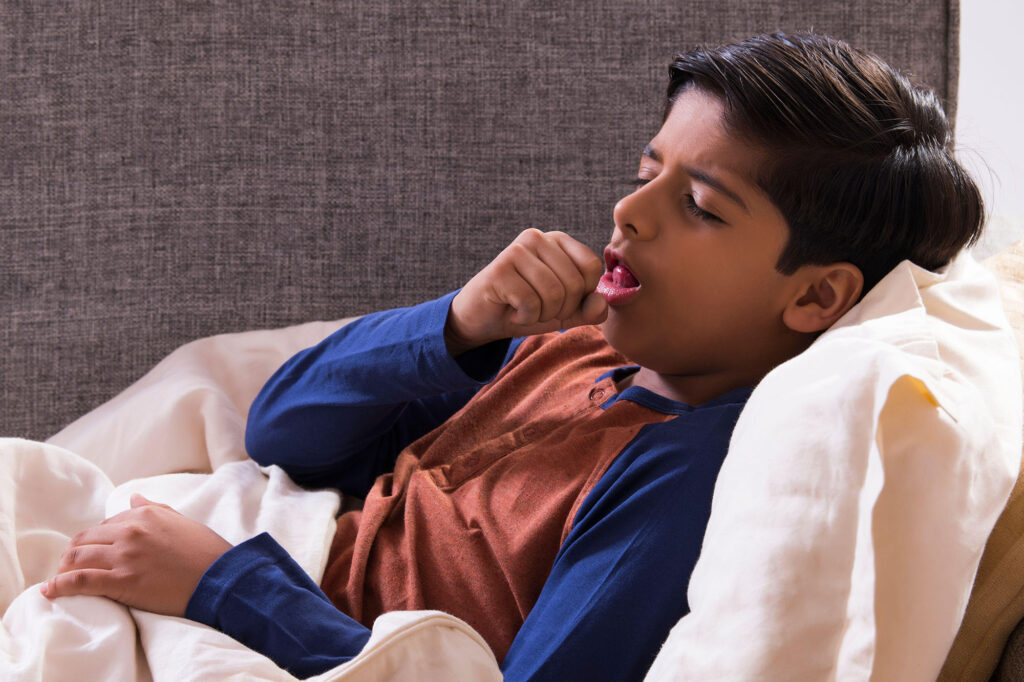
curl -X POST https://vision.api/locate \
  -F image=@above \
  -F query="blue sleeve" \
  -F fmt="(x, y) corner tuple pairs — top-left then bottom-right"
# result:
(245, 292), (518, 497)
(499, 415), (735, 681)
(185, 533), (371, 679)
(187, 443), (712, 682)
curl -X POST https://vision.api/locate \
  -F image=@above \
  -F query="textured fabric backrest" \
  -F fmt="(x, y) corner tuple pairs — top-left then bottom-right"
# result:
(1, 0), (959, 439)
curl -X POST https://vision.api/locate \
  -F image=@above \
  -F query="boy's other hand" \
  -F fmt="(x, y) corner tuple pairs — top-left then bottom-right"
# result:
(40, 493), (232, 617)
(446, 229), (608, 355)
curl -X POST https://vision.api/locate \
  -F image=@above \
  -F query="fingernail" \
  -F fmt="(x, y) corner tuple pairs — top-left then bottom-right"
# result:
(39, 583), (49, 597)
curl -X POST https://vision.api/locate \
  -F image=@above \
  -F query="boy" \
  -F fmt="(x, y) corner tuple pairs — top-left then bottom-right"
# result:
(42, 32), (983, 680)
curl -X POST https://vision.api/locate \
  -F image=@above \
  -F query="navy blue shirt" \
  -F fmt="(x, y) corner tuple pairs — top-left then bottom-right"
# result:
(186, 293), (750, 679)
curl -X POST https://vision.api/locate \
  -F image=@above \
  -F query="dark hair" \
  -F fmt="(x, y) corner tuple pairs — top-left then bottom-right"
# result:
(666, 32), (983, 292)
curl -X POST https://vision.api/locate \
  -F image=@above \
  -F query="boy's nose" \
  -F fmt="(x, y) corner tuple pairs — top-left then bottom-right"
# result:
(612, 187), (659, 241)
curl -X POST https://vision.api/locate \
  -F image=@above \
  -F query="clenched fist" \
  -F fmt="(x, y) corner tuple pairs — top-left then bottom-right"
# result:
(445, 229), (608, 355)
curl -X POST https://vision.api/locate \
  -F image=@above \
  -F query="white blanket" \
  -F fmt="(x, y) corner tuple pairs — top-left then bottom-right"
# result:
(0, 320), (502, 681)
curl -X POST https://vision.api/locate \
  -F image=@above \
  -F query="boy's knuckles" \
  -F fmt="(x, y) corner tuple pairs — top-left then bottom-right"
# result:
(516, 301), (541, 323)
(61, 546), (81, 568)
(583, 257), (604, 281)
(67, 570), (91, 591)
(507, 242), (534, 263)
(516, 228), (544, 244)
(135, 504), (161, 518)
(112, 567), (139, 585)
(563, 272), (586, 298)
(513, 298), (541, 324)
(121, 522), (149, 540)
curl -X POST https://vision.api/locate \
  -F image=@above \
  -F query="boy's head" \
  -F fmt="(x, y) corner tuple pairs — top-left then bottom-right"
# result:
(599, 32), (982, 405)
(666, 32), (983, 292)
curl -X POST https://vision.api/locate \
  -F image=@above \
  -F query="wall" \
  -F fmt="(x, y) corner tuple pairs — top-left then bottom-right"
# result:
(958, 0), (1024, 258)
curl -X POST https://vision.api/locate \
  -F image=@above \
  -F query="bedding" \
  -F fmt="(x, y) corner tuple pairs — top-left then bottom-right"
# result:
(939, 241), (1024, 680)
(0, 320), (502, 681)
(0, 250), (1019, 681)
(646, 251), (1021, 680)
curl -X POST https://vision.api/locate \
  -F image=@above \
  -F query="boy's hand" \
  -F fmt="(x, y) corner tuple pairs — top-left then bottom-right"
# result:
(40, 493), (232, 617)
(446, 229), (608, 354)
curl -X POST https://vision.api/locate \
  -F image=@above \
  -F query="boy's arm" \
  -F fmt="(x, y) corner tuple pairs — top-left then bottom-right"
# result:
(246, 229), (606, 497)
(44, 230), (609, 676)
(184, 532), (372, 677)
(44, 421), (722, 680)
(244, 291), (514, 497)
(184, 419), (729, 680)
(41, 494), (370, 678)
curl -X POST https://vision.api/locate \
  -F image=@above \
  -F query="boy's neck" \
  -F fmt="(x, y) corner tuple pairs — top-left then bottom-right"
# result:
(619, 367), (748, 407)
(622, 343), (807, 406)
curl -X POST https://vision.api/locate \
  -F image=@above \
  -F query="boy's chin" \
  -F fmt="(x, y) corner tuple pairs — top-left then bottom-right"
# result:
(598, 313), (636, 361)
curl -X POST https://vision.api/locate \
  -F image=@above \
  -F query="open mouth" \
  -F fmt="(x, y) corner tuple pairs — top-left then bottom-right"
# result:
(597, 249), (641, 305)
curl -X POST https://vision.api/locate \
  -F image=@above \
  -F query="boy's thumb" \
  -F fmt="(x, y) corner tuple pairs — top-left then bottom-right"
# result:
(581, 291), (609, 325)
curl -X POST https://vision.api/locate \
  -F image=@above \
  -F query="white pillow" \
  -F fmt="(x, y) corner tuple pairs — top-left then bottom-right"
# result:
(646, 252), (1022, 681)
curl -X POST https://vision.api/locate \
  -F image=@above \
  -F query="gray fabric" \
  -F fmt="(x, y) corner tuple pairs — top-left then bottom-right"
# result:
(1, 0), (958, 439)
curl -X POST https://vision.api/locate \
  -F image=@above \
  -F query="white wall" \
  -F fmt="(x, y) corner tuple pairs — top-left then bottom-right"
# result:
(958, 0), (1024, 258)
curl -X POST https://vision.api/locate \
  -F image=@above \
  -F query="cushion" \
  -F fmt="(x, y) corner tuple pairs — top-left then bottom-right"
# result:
(646, 251), (1022, 680)
(0, 0), (963, 442)
(938, 240), (1024, 680)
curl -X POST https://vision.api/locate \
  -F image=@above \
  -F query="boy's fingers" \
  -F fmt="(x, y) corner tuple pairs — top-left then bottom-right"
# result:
(492, 268), (546, 326)
(451, 229), (604, 348)
(70, 524), (120, 546)
(510, 271), (561, 325)
(496, 235), (606, 330)
(534, 233), (604, 325)
(550, 232), (604, 287)
(506, 245), (565, 324)
(580, 291), (609, 325)
(58, 544), (114, 573)
(558, 291), (610, 330)
(532, 237), (590, 322)
(41, 568), (118, 600)
(511, 230), (601, 324)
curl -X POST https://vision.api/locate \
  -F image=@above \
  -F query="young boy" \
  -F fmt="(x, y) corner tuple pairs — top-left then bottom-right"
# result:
(42, 32), (983, 680)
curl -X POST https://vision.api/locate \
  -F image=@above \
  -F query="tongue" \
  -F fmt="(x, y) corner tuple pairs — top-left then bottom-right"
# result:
(612, 265), (639, 288)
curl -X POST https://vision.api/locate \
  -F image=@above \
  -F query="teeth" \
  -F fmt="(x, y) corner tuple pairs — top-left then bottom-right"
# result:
(612, 265), (639, 288)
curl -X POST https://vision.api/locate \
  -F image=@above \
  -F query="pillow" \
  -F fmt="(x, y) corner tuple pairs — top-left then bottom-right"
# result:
(646, 251), (1022, 680)
(939, 240), (1024, 681)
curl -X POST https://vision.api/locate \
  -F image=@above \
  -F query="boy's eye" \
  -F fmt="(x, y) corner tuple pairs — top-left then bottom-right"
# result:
(629, 178), (725, 225)
(685, 195), (724, 224)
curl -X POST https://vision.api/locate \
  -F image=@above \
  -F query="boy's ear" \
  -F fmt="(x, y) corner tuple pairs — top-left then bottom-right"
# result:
(782, 263), (863, 334)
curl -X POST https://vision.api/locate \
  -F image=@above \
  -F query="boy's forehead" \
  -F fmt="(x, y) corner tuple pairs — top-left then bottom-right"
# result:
(646, 91), (768, 196)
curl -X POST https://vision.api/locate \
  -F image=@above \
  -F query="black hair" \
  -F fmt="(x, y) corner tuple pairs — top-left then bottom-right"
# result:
(667, 32), (983, 292)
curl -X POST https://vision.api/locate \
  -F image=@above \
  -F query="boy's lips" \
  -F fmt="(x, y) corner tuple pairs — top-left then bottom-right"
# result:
(597, 249), (641, 305)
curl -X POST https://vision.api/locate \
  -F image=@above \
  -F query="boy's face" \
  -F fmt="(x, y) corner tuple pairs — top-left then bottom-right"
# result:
(599, 87), (803, 404)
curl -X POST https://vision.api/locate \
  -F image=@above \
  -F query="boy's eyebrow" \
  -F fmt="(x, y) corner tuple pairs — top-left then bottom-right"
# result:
(641, 144), (661, 162)
(642, 144), (750, 214)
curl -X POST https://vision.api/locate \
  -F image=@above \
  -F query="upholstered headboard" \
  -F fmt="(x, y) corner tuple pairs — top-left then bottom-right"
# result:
(1, 0), (960, 439)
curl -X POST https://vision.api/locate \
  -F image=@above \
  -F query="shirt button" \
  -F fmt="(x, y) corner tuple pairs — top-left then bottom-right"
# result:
(589, 387), (606, 401)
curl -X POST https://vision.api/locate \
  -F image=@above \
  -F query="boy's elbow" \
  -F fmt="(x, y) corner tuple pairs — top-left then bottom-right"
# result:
(243, 420), (265, 464)
(244, 397), (278, 466)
